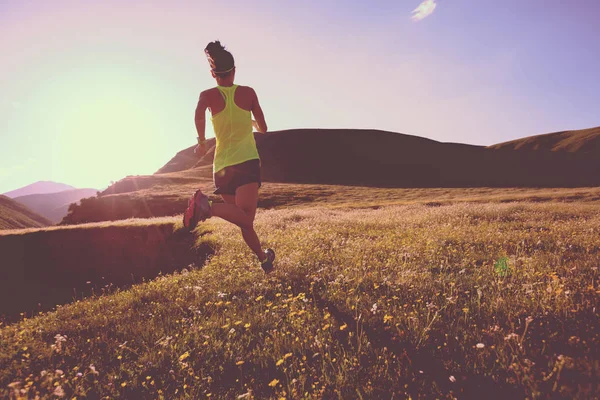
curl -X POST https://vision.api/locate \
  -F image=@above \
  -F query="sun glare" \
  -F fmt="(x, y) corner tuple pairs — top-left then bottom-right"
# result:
(30, 61), (173, 189)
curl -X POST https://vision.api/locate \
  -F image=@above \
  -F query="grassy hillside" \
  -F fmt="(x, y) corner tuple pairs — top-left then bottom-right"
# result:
(156, 128), (600, 187)
(1, 202), (599, 398)
(60, 127), (600, 225)
(62, 178), (600, 225)
(13, 188), (98, 224)
(489, 126), (600, 153)
(0, 195), (51, 230)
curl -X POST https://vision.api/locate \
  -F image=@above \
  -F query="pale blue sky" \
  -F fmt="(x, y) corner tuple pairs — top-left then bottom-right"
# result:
(1, 0), (599, 193)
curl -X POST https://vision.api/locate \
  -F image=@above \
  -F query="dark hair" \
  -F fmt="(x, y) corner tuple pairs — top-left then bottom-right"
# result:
(205, 41), (235, 78)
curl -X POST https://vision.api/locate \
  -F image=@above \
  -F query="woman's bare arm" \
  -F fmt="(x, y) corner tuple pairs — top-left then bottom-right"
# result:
(250, 88), (268, 133)
(195, 91), (209, 140)
(194, 91), (210, 155)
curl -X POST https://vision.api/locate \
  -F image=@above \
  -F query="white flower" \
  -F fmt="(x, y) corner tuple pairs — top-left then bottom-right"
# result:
(371, 303), (378, 314)
(229, 328), (236, 334)
(53, 385), (65, 397)
(449, 375), (456, 383)
(476, 343), (485, 349)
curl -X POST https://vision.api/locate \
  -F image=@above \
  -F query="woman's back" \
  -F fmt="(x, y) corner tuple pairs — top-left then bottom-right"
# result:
(208, 84), (259, 173)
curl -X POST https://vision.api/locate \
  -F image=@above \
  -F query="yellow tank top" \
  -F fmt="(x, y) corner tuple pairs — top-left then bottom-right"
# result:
(210, 85), (260, 173)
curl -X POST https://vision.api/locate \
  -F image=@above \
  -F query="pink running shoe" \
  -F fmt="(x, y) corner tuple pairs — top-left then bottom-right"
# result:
(183, 189), (211, 231)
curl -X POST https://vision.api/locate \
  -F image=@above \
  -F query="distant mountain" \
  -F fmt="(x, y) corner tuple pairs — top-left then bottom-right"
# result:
(13, 189), (98, 224)
(488, 126), (600, 153)
(0, 195), (51, 230)
(3, 181), (75, 198)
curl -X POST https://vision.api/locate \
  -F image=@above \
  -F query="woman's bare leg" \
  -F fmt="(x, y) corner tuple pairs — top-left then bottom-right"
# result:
(212, 183), (266, 262)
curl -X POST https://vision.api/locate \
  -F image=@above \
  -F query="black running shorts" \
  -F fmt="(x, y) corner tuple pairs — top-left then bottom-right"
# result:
(213, 159), (262, 196)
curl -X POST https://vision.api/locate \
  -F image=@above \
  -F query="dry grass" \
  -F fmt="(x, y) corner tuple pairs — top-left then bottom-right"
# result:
(0, 195), (50, 230)
(1, 201), (599, 398)
(61, 176), (600, 225)
(0, 216), (178, 237)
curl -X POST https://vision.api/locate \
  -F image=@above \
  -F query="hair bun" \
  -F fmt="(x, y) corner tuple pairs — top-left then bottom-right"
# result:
(205, 41), (226, 57)
(204, 40), (235, 75)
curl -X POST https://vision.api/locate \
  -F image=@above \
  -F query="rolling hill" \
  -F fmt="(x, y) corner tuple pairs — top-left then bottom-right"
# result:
(0, 195), (51, 230)
(154, 127), (600, 187)
(62, 127), (600, 225)
(13, 188), (98, 224)
(488, 126), (600, 153)
(2, 181), (75, 198)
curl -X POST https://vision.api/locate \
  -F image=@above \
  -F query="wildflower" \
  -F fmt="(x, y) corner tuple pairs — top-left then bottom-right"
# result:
(340, 324), (348, 331)
(383, 315), (393, 323)
(236, 361), (245, 366)
(268, 379), (279, 387)
(229, 328), (236, 334)
(276, 359), (284, 366)
(244, 323), (251, 328)
(121, 382), (127, 387)
(53, 385), (65, 397)
(449, 375), (456, 383)
(476, 343), (485, 349)
(255, 295), (264, 302)
(179, 352), (190, 362)
(89, 364), (99, 375)
(217, 291), (227, 298)
(371, 303), (378, 313)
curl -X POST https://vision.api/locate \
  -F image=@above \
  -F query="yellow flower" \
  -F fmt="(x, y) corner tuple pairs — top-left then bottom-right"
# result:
(244, 323), (251, 328)
(322, 324), (331, 331)
(276, 359), (284, 366)
(340, 324), (348, 331)
(268, 379), (279, 387)
(383, 315), (393, 323)
(179, 351), (190, 362)
(284, 353), (292, 359)
(255, 296), (264, 302)
(121, 382), (127, 387)
(236, 361), (245, 366)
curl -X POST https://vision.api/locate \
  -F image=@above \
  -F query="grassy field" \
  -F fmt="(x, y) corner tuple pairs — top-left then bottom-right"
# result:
(1, 201), (599, 399)
(61, 176), (600, 224)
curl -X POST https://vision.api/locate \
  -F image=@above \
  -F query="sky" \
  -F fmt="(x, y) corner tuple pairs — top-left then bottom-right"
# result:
(1, 0), (599, 193)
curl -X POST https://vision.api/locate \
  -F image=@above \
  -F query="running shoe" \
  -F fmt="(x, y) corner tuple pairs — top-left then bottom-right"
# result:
(183, 189), (211, 231)
(261, 248), (276, 274)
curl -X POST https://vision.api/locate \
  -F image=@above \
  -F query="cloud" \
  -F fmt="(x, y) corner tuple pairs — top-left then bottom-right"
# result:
(411, 0), (437, 21)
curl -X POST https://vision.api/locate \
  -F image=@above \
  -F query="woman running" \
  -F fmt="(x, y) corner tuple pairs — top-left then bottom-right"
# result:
(183, 40), (275, 273)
